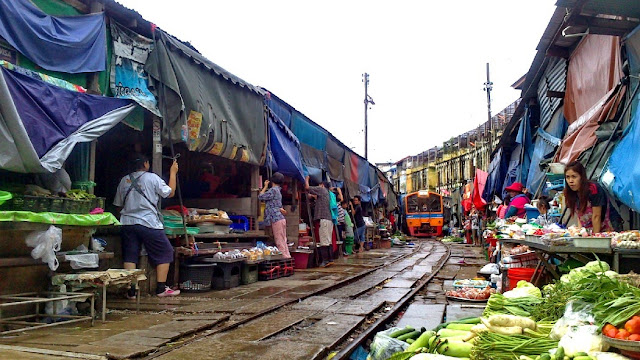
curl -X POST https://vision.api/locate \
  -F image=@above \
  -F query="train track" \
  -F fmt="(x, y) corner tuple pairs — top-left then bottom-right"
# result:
(332, 240), (451, 359)
(143, 240), (442, 359)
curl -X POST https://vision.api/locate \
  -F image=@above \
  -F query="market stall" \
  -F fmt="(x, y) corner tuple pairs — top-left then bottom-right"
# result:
(367, 261), (640, 360)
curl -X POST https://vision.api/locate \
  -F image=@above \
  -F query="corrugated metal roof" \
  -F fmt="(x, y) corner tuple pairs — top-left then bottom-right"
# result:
(557, 0), (640, 19)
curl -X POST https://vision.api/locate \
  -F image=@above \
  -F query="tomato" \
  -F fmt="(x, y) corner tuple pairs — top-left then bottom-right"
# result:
(604, 324), (617, 333)
(606, 328), (619, 338)
(617, 329), (631, 339)
(629, 334), (640, 341)
(633, 315), (640, 323)
(625, 318), (640, 335)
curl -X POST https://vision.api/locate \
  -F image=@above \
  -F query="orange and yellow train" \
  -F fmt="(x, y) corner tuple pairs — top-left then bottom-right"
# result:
(402, 191), (444, 237)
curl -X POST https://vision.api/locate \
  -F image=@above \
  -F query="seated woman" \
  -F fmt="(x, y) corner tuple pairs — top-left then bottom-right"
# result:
(564, 160), (622, 233)
(504, 182), (529, 219)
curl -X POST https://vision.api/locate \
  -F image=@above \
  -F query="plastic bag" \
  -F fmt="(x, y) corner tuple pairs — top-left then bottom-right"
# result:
(25, 225), (62, 270)
(65, 253), (99, 269)
(91, 238), (106, 252)
(550, 301), (595, 340)
(367, 327), (409, 360)
(479, 263), (500, 275)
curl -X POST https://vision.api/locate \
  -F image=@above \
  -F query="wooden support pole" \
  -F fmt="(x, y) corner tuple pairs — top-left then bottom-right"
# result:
(251, 165), (260, 231)
(152, 116), (162, 176)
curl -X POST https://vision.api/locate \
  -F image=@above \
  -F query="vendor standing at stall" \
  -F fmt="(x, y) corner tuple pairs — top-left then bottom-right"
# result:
(259, 172), (290, 258)
(504, 182), (529, 219)
(114, 154), (180, 298)
(305, 176), (333, 266)
(564, 160), (622, 233)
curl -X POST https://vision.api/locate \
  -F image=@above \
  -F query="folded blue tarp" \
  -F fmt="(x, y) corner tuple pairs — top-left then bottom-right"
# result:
(0, 0), (106, 73)
(266, 110), (305, 182)
(0, 67), (134, 173)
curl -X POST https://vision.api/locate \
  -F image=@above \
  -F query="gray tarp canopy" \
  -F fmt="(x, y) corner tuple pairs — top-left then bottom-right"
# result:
(145, 30), (266, 165)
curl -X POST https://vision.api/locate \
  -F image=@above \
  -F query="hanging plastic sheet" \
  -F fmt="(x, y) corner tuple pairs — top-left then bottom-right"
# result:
(517, 105), (537, 186)
(110, 22), (160, 116)
(483, 147), (508, 202)
(145, 30), (265, 164)
(327, 157), (344, 181)
(266, 110), (305, 182)
(0, 0), (106, 73)
(0, 67), (134, 173)
(526, 107), (568, 194)
(472, 169), (488, 210)
(326, 136), (345, 162)
(300, 143), (326, 170)
(502, 144), (522, 199)
(557, 85), (626, 164)
(564, 35), (623, 124)
(305, 166), (323, 185)
(604, 96), (640, 212)
(291, 111), (327, 151)
(345, 152), (359, 184)
(265, 92), (293, 128)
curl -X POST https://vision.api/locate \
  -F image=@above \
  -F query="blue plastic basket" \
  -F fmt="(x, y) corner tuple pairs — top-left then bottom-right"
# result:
(229, 215), (249, 232)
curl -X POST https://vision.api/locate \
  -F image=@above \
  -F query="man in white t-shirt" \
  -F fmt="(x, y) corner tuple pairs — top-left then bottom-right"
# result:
(114, 154), (180, 297)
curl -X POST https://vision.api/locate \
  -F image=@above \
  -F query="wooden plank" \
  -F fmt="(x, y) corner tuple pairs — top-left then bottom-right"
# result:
(60, 0), (89, 13)
(0, 345), (107, 360)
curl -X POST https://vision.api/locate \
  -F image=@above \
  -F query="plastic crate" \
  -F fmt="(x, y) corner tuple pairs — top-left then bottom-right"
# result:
(63, 198), (91, 214)
(281, 258), (295, 277)
(179, 263), (214, 291)
(49, 198), (64, 213)
(259, 260), (282, 281)
(229, 215), (249, 232)
(22, 196), (50, 213)
(241, 263), (259, 285)
(212, 262), (241, 290)
(92, 197), (105, 210)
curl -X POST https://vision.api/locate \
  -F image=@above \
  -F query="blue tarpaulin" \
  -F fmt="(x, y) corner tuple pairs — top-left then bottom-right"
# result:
(266, 110), (305, 182)
(0, 67), (134, 173)
(483, 148), (507, 202)
(526, 108), (568, 194)
(606, 102), (640, 211)
(291, 111), (327, 151)
(265, 93), (293, 128)
(0, 0), (106, 73)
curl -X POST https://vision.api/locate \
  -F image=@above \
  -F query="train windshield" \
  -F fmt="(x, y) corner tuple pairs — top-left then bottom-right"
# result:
(406, 193), (442, 213)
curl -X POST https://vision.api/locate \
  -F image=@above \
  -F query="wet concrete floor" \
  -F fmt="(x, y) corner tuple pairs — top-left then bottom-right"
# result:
(0, 241), (488, 360)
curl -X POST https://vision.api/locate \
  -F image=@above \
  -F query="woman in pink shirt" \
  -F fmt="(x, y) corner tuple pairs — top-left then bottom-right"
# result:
(504, 182), (529, 218)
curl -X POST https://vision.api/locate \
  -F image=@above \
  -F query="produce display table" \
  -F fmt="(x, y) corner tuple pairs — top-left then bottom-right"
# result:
(192, 231), (269, 242)
(0, 211), (118, 226)
(612, 248), (640, 273)
(498, 238), (613, 283)
(0, 251), (113, 268)
(51, 269), (146, 322)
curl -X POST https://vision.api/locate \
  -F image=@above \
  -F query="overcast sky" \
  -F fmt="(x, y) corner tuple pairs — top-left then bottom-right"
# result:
(118, 0), (557, 164)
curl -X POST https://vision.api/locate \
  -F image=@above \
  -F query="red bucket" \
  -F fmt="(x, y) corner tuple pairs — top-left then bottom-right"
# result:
(507, 267), (541, 290)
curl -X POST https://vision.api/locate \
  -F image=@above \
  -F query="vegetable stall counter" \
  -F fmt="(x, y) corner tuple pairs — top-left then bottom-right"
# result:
(497, 239), (619, 283)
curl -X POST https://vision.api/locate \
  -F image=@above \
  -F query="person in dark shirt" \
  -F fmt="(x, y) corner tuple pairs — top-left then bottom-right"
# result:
(305, 176), (333, 266)
(350, 195), (366, 252)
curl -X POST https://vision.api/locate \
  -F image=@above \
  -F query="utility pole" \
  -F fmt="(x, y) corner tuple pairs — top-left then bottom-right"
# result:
(484, 63), (493, 152)
(363, 73), (375, 160)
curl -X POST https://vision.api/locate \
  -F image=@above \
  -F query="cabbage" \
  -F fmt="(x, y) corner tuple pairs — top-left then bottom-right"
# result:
(583, 260), (610, 272)
(503, 281), (542, 298)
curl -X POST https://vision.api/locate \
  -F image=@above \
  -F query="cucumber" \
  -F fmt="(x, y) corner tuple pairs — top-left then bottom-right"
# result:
(406, 338), (415, 344)
(573, 357), (592, 360)
(539, 354), (550, 360)
(390, 326), (415, 338)
(555, 346), (564, 360)
(397, 330), (422, 341)
(573, 353), (589, 357)
(406, 330), (436, 352)
(446, 323), (475, 331)
(437, 328), (471, 338)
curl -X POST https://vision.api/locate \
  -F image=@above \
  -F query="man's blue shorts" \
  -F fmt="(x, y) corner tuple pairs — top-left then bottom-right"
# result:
(121, 225), (174, 266)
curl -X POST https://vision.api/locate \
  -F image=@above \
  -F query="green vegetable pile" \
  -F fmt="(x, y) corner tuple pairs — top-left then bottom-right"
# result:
(533, 260), (640, 327)
(483, 293), (542, 318)
(441, 236), (464, 244)
(470, 332), (558, 360)
(65, 189), (96, 200)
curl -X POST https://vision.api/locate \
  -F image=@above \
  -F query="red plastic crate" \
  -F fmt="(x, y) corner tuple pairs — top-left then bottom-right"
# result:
(259, 260), (282, 281)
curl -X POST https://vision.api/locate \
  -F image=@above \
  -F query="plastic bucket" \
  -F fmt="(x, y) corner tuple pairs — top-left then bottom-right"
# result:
(292, 251), (311, 269)
(507, 267), (540, 290)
